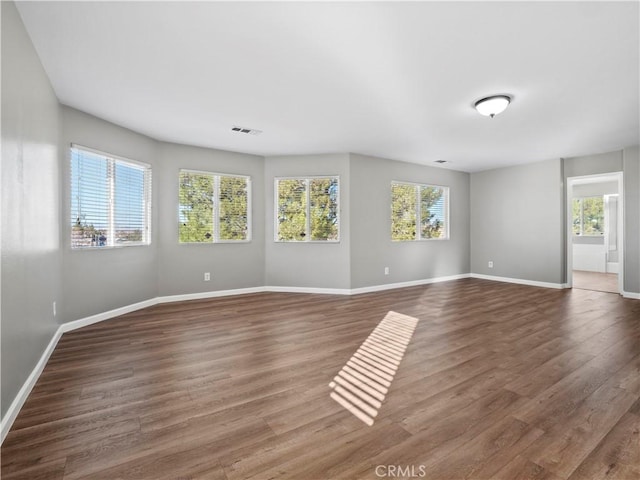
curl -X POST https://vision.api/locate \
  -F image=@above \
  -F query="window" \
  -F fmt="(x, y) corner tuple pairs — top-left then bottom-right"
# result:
(391, 182), (448, 241)
(275, 177), (339, 242)
(573, 196), (604, 236)
(179, 170), (251, 243)
(71, 146), (151, 249)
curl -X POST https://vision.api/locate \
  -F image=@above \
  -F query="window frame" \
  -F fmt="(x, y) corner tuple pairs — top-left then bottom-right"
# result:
(391, 180), (450, 242)
(70, 144), (152, 250)
(274, 175), (341, 243)
(178, 168), (252, 244)
(572, 195), (605, 237)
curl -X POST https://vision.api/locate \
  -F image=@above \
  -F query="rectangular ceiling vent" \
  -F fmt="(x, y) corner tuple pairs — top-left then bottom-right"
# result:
(231, 126), (262, 136)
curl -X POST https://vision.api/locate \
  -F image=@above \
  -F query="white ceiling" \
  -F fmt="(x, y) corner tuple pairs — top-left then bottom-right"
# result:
(16, 1), (640, 172)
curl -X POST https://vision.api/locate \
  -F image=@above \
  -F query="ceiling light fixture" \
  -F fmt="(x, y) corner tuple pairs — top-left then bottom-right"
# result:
(474, 95), (511, 118)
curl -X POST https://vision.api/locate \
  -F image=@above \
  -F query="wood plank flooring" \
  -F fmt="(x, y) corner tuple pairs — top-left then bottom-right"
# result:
(573, 270), (619, 294)
(2, 278), (639, 480)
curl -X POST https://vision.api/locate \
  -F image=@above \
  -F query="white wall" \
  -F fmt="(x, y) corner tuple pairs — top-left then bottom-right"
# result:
(1, 1), (62, 418)
(572, 244), (607, 272)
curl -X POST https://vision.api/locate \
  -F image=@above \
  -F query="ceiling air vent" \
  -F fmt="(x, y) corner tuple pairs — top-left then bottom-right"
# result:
(231, 126), (262, 136)
(434, 160), (448, 164)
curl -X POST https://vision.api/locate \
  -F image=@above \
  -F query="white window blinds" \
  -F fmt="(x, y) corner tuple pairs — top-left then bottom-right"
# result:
(70, 146), (151, 248)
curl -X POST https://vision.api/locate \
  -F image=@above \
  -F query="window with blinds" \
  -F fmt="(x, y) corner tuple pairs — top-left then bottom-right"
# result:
(178, 170), (251, 243)
(391, 181), (449, 241)
(70, 146), (151, 249)
(275, 176), (339, 242)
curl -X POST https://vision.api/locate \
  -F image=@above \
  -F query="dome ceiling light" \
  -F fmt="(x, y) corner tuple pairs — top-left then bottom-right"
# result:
(474, 95), (511, 118)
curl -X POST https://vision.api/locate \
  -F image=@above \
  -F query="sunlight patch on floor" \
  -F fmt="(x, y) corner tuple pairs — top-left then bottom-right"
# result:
(329, 311), (419, 426)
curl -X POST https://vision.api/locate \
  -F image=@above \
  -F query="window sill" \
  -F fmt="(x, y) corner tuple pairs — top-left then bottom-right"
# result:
(70, 243), (151, 251)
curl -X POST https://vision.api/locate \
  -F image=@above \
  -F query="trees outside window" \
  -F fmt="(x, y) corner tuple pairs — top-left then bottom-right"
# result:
(391, 182), (448, 241)
(276, 177), (339, 242)
(572, 196), (604, 236)
(179, 171), (250, 243)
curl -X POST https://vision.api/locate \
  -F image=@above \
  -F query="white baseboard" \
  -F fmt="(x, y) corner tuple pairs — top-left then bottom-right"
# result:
(469, 273), (566, 290)
(59, 298), (159, 333)
(349, 273), (471, 295)
(622, 291), (640, 300)
(157, 286), (266, 304)
(265, 274), (471, 296)
(2, 298), (159, 444)
(1, 328), (63, 444)
(265, 285), (352, 295)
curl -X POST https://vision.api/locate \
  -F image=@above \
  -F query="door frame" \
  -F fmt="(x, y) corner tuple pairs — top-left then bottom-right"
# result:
(566, 172), (624, 293)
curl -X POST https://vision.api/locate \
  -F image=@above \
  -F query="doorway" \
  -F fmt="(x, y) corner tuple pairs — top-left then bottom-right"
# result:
(567, 173), (623, 294)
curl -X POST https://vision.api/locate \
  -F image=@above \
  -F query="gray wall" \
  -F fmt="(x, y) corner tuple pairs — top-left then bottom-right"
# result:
(349, 154), (470, 289)
(264, 154), (351, 289)
(564, 150), (623, 177)
(623, 146), (639, 294)
(1, 1), (62, 418)
(563, 148), (640, 294)
(60, 107), (159, 321)
(157, 142), (265, 296)
(61, 110), (268, 308)
(470, 159), (564, 284)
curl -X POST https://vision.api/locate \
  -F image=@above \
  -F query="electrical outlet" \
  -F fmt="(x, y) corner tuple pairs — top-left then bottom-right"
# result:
(204, 272), (211, 281)
(384, 267), (390, 275)
(53, 301), (57, 317)
(488, 261), (494, 268)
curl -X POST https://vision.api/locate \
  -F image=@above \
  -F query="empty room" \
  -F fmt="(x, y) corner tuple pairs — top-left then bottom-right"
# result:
(2, 1), (640, 479)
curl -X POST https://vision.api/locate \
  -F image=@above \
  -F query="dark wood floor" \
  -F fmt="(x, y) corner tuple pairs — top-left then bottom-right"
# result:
(2, 278), (639, 480)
